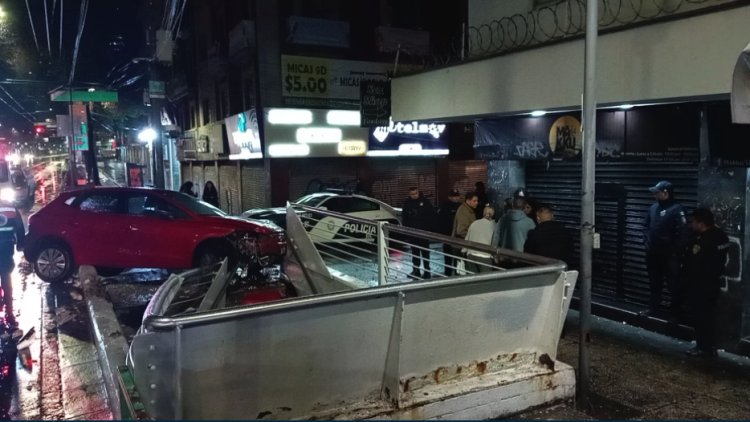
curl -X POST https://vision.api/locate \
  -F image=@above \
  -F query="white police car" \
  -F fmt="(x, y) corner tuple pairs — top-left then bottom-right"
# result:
(241, 192), (401, 243)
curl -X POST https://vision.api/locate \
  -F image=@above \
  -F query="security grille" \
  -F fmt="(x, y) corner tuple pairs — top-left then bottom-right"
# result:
(525, 160), (698, 308)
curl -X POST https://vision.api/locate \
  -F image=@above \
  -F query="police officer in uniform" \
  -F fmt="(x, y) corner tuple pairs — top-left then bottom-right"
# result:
(0, 202), (25, 325)
(681, 208), (729, 358)
(643, 180), (687, 318)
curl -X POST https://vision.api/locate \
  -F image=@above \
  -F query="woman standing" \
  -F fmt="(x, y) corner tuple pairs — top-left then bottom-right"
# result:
(202, 181), (220, 207)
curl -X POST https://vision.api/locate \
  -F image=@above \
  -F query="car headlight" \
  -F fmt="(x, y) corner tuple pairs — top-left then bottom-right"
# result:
(0, 188), (15, 203)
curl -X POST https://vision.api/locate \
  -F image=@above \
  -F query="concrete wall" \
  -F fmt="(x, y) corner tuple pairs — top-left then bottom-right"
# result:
(392, 4), (750, 121)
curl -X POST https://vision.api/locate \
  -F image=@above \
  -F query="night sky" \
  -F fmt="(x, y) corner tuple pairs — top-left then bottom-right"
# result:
(0, 0), (144, 136)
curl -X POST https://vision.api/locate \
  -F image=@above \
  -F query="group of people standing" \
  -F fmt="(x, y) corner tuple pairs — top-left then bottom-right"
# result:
(402, 182), (573, 279)
(643, 180), (729, 358)
(179, 180), (220, 208)
(403, 179), (730, 359)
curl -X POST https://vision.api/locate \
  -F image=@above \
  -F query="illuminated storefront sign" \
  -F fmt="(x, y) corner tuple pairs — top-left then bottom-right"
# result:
(225, 109), (263, 160)
(367, 117), (449, 157)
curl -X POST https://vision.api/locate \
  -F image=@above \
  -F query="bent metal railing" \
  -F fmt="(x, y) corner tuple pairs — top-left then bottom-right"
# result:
(290, 203), (547, 288)
(125, 205), (578, 419)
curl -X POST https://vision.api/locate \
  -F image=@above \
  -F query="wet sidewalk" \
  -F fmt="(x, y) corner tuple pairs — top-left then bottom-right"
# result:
(515, 310), (750, 420)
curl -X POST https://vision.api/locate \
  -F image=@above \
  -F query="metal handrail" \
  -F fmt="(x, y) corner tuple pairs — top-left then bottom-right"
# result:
(295, 203), (559, 267)
(142, 203), (567, 330)
(143, 260), (564, 331)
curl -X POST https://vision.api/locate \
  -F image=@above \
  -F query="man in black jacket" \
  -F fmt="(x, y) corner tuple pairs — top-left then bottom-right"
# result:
(437, 190), (462, 276)
(523, 204), (573, 266)
(402, 187), (436, 279)
(682, 208), (729, 358)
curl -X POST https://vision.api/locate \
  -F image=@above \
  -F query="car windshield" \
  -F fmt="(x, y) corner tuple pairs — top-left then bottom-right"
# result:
(163, 191), (227, 216)
(294, 194), (330, 207)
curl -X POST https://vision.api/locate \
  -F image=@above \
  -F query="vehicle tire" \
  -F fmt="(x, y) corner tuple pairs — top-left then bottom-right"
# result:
(33, 241), (74, 284)
(96, 267), (124, 277)
(193, 243), (232, 273)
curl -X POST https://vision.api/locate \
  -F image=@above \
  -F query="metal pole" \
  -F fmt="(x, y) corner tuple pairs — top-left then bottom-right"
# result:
(85, 103), (100, 185)
(67, 88), (76, 188)
(578, 0), (598, 409)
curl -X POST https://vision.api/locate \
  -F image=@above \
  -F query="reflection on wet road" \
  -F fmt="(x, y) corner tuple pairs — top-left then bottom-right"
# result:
(0, 252), (43, 420)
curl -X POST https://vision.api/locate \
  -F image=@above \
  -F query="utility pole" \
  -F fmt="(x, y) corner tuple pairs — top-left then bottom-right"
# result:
(578, 0), (599, 410)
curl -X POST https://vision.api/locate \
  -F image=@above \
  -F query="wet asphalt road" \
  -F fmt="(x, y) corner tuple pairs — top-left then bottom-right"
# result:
(0, 251), (44, 419)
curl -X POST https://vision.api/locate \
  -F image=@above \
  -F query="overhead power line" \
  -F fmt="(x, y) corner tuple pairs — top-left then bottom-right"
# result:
(24, 0), (41, 53)
(172, 0), (187, 40)
(68, 0), (90, 85)
(0, 85), (31, 117)
(44, 0), (52, 54)
(0, 93), (34, 124)
(60, 0), (64, 57)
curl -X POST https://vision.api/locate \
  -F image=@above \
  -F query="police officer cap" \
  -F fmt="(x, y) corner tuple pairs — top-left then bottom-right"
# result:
(514, 187), (527, 198)
(449, 189), (460, 197)
(648, 180), (673, 193)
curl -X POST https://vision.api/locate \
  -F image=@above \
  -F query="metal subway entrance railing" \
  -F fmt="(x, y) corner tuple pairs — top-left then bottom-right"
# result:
(289, 203), (547, 288)
(121, 205), (578, 419)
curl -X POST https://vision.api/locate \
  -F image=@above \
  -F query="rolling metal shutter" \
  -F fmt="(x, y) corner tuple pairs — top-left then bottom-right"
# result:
(218, 162), (239, 214)
(288, 158), (358, 200)
(241, 161), (266, 211)
(447, 160), (487, 196)
(181, 163), (193, 187)
(190, 164), (205, 196)
(369, 158), (438, 206)
(525, 160), (698, 309)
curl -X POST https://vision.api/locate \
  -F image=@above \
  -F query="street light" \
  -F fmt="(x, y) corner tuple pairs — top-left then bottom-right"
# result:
(0, 6), (6, 20)
(137, 127), (157, 143)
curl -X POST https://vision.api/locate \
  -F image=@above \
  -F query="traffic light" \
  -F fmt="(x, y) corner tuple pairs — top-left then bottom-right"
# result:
(34, 125), (46, 135)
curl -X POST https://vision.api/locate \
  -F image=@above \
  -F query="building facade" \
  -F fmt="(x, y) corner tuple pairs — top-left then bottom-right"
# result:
(392, 0), (750, 354)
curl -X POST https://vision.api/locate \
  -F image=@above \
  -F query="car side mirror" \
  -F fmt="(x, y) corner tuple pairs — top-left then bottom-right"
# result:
(317, 206), (327, 211)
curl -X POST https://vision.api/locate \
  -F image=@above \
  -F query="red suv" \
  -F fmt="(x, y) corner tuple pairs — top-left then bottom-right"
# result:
(23, 187), (287, 283)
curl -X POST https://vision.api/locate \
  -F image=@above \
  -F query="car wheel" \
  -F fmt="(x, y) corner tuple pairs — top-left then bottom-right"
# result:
(34, 242), (74, 284)
(193, 244), (231, 273)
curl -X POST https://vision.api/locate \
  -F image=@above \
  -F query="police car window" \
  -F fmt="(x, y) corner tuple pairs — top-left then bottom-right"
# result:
(79, 194), (120, 214)
(295, 195), (329, 207)
(347, 198), (380, 212)
(321, 197), (349, 213)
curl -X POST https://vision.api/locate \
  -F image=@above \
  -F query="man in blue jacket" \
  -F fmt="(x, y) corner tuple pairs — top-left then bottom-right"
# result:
(493, 197), (535, 252)
(643, 180), (687, 319)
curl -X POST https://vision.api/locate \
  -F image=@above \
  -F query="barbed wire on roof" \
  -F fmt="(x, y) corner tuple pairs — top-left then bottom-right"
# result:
(409, 0), (736, 72)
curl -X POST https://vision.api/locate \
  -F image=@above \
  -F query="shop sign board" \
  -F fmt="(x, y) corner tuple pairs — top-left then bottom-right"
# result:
(281, 55), (391, 105)
(475, 104), (700, 163)
(360, 80), (391, 127)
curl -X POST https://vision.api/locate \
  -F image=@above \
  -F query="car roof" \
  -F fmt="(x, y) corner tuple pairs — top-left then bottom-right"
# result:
(296, 192), (397, 211)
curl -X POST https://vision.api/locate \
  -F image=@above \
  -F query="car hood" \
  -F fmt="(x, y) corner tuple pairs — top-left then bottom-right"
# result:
(242, 206), (304, 216)
(243, 207), (287, 215)
(197, 214), (284, 234)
